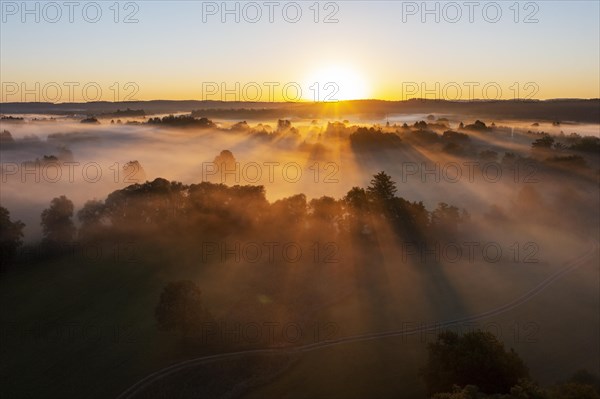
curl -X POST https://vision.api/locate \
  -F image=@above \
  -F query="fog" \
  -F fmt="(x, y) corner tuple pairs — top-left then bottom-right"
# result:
(1, 112), (599, 398)
(1, 115), (598, 242)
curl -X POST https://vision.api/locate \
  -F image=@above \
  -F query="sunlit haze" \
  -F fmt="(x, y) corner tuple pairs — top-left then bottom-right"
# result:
(1, 2), (599, 399)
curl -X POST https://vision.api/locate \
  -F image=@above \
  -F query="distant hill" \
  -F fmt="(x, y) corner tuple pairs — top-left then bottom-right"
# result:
(1, 99), (599, 123)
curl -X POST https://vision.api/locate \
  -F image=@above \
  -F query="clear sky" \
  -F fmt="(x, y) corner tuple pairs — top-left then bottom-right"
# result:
(1, 0), (599, 102)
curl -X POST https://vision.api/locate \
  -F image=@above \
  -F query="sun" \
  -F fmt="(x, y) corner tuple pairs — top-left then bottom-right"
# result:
(303, 65), (370, 101)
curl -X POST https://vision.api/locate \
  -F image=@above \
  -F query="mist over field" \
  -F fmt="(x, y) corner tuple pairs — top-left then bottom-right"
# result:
(1, 105), (599, 398)
(2, 110), (598, 241)
(1, 0), (600, 397)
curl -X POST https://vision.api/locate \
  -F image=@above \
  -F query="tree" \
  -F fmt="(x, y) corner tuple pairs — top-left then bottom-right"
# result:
(309, 196), (342, 223)
(308, 196), (343, 237)
(479, 150), (498, 162)
(431, 377), (600, 399)
(155, 280), (210, 337)
(391, 197), (429, 238)
(342, 187), (371, 235)
(211, 150), (237, 183)
(40, 196), (76, 245)
(568, 370), (600, 392)
(122, 160), (147, 183)
(432, 380), (548, 398)
(271, 194), (307, 226)
(548, 383), (600, 399)
(349, 127), (402, 150)
(570, 136), (600, 153)
(544, 370), (600, 399)
(422, 330), (529, 396)
(367, 171), (397, 202)
(77, 200), (106, 240)
(464, 120), (489, 131)
(431, 202), (462, 237)
(80, 116), (99, 124)
(344, 187), (369, 210)
(0, 206), (25, 268)
(0, 130), (14, 143)
(531, 134), (554, 150)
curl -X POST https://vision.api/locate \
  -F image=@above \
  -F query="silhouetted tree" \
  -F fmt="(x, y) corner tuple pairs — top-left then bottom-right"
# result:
(479, 150), (498, 162)
(309, 196), (343, 223)
(367, 171), (397, 202)
(308, 196), (343, 237)
(147, 114), (215, 128)
(230, 121), (250, 131)
(0, 130), (14, 143)
(569, 136), (600, 153)
(432, 380), (546, 398)
(391, 197), (429, 239)
(122, 160), (147, 183)
(77, 200), (106, 240)
(531, 134), (555, 150)
(210, 150), (237, 183)
(443, 130), (470, 142)
(464, 120), (489, 131)
(431, 202), (463, 238)
(41, 196), (76, 245)
(422, 331), (529, 396)
(0, 206), (25, 269)
(277, 119), (292, 131)
(104, 178), (188, 233)
(568, 370), (600, 393)
(414, 120), (428, 130)
(545, 155), (587, 170)
(349, 127), (402, 150)
(270, 194), (307, 226)
(344, 187), (369, 210)
(432, 375), (600, 398)
(548, 383), (600, 399)
(80, 116), (99, 124)
(342, 187), (371, 236)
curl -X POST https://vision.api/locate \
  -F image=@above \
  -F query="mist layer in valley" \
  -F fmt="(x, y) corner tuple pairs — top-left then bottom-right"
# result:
(0, 108), (599, 398)
(1, 111), (598, 241)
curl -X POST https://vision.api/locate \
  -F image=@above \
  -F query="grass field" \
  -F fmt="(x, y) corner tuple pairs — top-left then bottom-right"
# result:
(2, 233), (597, 398)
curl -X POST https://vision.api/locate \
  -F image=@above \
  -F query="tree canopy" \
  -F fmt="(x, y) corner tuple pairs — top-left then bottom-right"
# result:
(422, 330), (529, 396)
(0, 206), (25, 268)
(40, 196), (76, 246)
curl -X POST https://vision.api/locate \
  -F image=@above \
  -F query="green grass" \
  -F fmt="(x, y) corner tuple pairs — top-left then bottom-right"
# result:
(1, 238), (597, 398)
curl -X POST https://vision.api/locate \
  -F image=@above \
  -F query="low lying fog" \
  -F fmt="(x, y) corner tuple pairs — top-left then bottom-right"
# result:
(1, 115), (598, 242)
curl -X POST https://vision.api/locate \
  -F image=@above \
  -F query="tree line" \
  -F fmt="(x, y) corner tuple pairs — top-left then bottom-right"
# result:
(0, 171), (470, 269)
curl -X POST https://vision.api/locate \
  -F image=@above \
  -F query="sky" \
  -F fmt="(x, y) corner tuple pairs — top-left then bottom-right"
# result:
(1, 0), (599, 102)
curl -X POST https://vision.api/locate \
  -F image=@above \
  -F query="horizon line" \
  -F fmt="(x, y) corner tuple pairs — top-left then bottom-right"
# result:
(2, 98), (600, 106)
